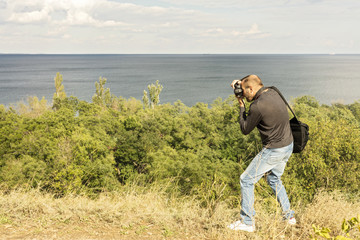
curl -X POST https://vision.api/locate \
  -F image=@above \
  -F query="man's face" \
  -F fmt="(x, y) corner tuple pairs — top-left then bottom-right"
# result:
(241, 83), (255, 102)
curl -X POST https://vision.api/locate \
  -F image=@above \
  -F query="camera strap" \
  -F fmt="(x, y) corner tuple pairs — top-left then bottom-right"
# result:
(268, 86), (309, 153)
(267, 86), (297, 120)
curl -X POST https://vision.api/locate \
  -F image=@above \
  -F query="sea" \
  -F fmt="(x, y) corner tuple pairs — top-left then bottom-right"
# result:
(0, 54), (359, 107)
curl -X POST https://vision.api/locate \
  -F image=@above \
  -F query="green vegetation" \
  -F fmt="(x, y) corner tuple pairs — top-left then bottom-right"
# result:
(0, 73), (359, 238)
(1, 73), (359, 199)
(311, 216), (360, 240)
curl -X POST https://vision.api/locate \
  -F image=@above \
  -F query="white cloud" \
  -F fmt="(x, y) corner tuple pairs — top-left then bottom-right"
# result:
(0, 0), (359, 53)
(160, 0), (343, 9)
(3, 0), (201, 30)
(244, 24), (260, 35)
(247, 24), (270, 38)
(61, 8), (127, 27)
(4, 0), (128, 26)
(230, 24), (270, 38)
(205, 28), (224, 34)
(65, 9), (94, 25)
(160, 0), (293, 9)
(62, 34), (71, 39)
(6, 0), (52, 23)
(199, 23), (270, 45)
(159, 22), (179, 28)
(46, 26), (66, 37)
(8, 8), (50, 23)
(324, 39), (336, 47)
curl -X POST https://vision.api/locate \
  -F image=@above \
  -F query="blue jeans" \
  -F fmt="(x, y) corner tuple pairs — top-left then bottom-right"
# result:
(240, 142), (294, 226)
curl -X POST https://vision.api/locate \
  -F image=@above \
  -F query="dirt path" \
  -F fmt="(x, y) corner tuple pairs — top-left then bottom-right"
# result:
(0, 223), (174, 240)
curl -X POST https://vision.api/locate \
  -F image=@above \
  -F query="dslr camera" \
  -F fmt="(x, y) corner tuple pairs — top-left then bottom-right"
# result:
(233, 80), (243, 97)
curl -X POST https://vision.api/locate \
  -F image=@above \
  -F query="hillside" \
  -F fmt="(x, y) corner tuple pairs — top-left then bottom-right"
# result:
(1, 76), (360, 239)
(0, 188), (359, 240)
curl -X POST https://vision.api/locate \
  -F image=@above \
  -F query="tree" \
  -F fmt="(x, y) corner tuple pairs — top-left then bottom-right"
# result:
(142, 90), (150, 109)
(18, 96), (49, 117)
(52, 72), (67, 110)
(143, 80), (163, 109)
(92, 77), (113, 107)
(53, 72), (66, 100)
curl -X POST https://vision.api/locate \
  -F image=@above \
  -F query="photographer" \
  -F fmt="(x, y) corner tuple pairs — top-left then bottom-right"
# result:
(228, 75), (296, 233)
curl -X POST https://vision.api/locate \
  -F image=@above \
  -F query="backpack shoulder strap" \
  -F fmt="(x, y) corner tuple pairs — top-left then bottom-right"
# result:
(267, 86), (297, 120)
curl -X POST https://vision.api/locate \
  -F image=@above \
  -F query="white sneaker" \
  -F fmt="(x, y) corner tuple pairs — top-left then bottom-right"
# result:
(288, 217), (296, 225)
(227, 220), (255, 232)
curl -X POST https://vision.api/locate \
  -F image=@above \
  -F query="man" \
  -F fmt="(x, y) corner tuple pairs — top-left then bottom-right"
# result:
(228, 75), (296, 233)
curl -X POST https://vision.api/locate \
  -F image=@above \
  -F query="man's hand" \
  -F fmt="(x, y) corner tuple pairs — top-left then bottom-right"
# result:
(230, 80), (245, 107)
(237, 96), (245, 107)
(230, 79), (239, 89)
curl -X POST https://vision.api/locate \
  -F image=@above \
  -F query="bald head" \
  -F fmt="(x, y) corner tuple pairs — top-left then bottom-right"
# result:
(241, 75), (263, 89)
(241, 75), (264, 102)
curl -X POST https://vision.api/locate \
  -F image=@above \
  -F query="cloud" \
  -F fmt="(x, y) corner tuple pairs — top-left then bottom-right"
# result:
(160, 0), (292, 9)
(231, 24), (262, 36)
(8, 8), (50, 23)
(1, 0), (359, 53)
(3, 0), (202, 31)
(61, 8), (127, 27)
(244, 24), (261, 35)
(4, 0), (128, 27)
(61, 34), (71, 39)
(0, 0), (6, 9)
(205, 28), (224, 34)
(203, 23), (270, 39)
(6, 0), (52, 23)
(245, 24), (269, 38)
(160, 0), (342, 9)
(324, 39), (336, 47)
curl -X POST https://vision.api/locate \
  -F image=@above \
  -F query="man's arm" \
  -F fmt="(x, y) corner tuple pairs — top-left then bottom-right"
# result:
(231, 80), (245, 108)
(236, 96), (245, 108)
(230, 79), (261, 134)
(238, 103), (262, 135)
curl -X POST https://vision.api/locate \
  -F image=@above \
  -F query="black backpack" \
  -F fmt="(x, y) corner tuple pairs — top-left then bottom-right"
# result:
(269, 87), (309, 153)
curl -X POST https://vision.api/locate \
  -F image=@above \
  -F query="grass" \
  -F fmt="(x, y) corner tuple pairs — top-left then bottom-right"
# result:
(0, 184), (359, 240)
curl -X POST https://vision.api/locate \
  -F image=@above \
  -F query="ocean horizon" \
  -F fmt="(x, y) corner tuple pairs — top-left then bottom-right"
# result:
(1, 54), (359, 107)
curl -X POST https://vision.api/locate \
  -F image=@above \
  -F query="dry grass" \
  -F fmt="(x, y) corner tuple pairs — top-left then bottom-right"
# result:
(0, 186), (359, 240)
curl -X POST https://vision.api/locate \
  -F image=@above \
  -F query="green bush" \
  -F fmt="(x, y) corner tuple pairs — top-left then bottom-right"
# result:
(0, 76), (359, 204)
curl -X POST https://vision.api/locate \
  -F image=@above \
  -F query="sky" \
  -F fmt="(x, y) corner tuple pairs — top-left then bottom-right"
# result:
(0, 0), (359, 54)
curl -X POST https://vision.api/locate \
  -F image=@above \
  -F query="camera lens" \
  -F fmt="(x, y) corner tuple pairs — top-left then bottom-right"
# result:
(234, 81), (243, 97)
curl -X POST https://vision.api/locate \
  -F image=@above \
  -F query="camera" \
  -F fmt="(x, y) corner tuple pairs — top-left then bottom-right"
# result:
(233, 80), (243, 97)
